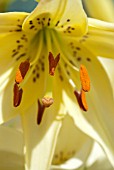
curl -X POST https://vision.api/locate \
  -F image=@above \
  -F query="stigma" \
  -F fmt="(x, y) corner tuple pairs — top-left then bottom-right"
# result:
(42, 96), (54, 107)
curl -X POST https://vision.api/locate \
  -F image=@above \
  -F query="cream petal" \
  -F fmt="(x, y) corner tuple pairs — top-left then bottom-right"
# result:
(98, 57), (114, 96)
(23, 0), (87, 37)
(0, 126), (24, 170)
(78, 18), (114, 59)
(88, 18), (114, 30)
(21, 101), (62, 170)
(82, 0), (114, 22)
(60, 21), (114, 67)
(64, 19), (114, 59)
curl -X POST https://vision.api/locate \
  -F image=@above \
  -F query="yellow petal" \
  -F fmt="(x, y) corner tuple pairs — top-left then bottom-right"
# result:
(82, 0), (114, 22)
(88, 18), (114, 30)
(0, 12), (28, 34)
(23, 0), (88, 37)
(77, 18), (114, 59)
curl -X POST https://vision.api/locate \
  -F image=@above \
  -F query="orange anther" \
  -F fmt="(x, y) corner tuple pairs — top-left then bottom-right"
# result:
(48, 52), (60, 76)
(15, 60), (30, 84)
(80, 64), (90, 92)
(13, 83), (23, 107)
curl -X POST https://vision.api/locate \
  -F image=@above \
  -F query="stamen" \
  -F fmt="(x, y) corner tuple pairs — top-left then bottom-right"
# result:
(42, 96), (54, 107)
(15, 60), (30, 84)
(48, 52), (60, 76)
(74, 90), (88, 111)
(80, 64), (90, 92)
(13, 83), (23, 107)
(37, 100), (45, 125)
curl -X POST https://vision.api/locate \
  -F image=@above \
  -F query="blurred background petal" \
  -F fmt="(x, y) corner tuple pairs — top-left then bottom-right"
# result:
(82, 0), (114, 22)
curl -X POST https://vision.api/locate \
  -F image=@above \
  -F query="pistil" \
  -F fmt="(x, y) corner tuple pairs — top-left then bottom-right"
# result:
(37, 97), (54, 125)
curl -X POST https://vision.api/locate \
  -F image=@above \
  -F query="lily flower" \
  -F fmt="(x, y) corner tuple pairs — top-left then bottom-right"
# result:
(0, 0), (114, 169)
(82, 0), (114, 22)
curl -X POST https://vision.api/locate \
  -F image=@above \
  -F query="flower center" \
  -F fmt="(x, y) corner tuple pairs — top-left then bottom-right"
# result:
(13, 49), (60, 109)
